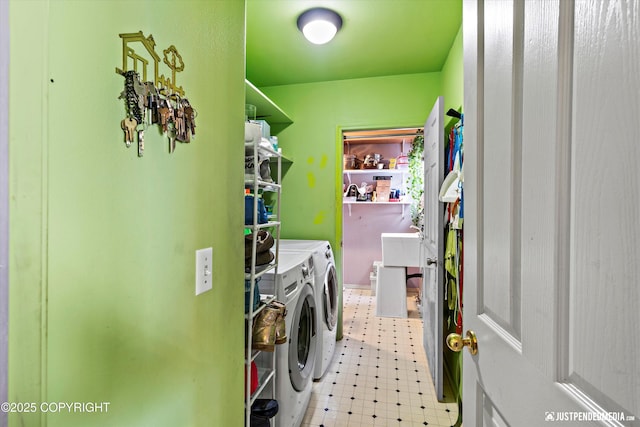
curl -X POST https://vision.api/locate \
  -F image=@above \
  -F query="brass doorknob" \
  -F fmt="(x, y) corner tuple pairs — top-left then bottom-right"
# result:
(446, 330), (478, 355)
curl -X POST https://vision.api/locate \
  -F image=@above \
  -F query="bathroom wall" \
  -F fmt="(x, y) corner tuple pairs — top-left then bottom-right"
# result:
(342, 140), (417, 287)
(261, 73), (442, 338)
(8, 1), (245, 426)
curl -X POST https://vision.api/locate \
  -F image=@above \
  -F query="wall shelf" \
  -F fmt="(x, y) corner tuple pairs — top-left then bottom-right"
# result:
(343, 127), (422, 145)
(343, 169), (407, 173)
(343, 169), (409, 217)
(343, 200), (411, 217)
(343, 201), (410, 205)
(249, 367), (275, 406)
(343, 169), (407, 185)
(245, 80), (293, 134)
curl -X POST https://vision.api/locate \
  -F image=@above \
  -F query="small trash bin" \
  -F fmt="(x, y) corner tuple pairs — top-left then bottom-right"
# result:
(371, 261), (383, 296)
(369, 272), (377, 296)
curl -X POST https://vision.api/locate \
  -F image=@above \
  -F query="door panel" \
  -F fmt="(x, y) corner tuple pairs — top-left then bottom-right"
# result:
(569, 0), (640, 416)
(464, 0), (639, 425)
(480, 387), (510, 427)
(519, 0), (567, 378)
(422, 96), (444, 401)
(481, 0), (523, 340)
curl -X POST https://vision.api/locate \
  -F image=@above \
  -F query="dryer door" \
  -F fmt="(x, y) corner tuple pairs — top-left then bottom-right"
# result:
(289, 283), (317, 391)
(323, 264), (338, 331)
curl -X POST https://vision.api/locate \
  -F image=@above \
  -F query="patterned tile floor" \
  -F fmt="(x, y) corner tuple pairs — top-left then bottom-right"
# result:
(300, 287), (460, 427)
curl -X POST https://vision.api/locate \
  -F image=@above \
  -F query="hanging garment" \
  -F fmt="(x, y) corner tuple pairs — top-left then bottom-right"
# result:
(440, 125), (463, 203)
(444, 227), (462, 332)
(448, 127), (455, 172)
(456, 124), (464, 224)
(441, 123), (464, 228)
(444, 227), (457, 279)
(439, 152), (462, 203)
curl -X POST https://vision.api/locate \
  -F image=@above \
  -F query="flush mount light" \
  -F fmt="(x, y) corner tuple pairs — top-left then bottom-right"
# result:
(297, 8), (343, 45)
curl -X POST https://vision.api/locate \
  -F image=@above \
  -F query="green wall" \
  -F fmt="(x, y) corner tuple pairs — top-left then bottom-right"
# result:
(262, 73), (442, 338)
(442, 27), (464, 123)
(9, 1), (246, 426)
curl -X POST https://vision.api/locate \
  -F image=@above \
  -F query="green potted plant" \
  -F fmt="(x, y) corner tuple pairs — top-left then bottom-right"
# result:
(407, 133), (424, 228)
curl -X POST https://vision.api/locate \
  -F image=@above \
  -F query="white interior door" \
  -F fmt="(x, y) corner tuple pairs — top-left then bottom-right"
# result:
(463, 0), (639, 425)
(422, 95), (444, 401)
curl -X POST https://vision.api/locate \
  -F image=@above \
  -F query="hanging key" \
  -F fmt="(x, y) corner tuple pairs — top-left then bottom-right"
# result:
(121, 117), (137, 147)
(138, 94), (146, 125)
(175, 105), (186, 142)
(148, 93), (158, 124)
(183, 99), (196, 142)
(138, 128), (145, 157)
(169, 133), (176, 153)
(121, 119), (130, 146)
(158, 102), (173, 134)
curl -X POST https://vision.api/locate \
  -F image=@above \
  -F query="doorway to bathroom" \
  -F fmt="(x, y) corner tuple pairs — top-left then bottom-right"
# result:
(340, 127), (423, 293)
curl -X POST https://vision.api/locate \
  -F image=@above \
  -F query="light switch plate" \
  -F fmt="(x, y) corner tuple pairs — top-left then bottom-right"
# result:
(195, 247), (213, 295)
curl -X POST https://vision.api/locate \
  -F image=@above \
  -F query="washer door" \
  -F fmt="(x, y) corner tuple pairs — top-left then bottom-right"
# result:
(289, 283), (317, 391)
(323, 264), (338, 331)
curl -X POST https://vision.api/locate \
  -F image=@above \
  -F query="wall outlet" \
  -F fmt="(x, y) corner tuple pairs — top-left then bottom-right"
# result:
(195, 247), (213, 295)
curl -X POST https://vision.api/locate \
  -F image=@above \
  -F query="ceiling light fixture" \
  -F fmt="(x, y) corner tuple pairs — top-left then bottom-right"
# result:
(297, 8), (343, 45)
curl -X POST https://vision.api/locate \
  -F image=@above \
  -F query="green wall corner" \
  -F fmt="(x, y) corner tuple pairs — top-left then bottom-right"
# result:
(442, 26), (464, 126)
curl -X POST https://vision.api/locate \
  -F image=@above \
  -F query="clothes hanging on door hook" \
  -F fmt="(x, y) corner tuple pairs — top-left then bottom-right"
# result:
(443, 122), (464, 228)
(443, 119), (464, 335)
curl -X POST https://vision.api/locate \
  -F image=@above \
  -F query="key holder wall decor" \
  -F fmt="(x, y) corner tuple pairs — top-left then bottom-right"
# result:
(116, 31), (196, 156)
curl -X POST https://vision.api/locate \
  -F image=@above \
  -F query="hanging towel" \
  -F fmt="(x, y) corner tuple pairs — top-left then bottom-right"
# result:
(444, 227), (457, 278)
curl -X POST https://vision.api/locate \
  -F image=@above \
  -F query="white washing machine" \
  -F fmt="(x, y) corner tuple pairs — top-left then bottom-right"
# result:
(280, 240), (338, 380)
(259, 251), (317, 427)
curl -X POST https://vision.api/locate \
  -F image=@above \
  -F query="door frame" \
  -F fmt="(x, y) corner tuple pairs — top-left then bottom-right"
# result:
(1, 0), (10, 421)
(421, 96), (445, 402)
(334, 123), (422, 340)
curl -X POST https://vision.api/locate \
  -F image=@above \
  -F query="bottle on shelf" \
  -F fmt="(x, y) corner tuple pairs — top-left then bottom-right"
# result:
(396, 151), (409, 169)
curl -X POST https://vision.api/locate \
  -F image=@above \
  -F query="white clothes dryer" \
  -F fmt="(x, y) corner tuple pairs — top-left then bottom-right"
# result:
(259, 251), (317, 427)
(280, 240), (338, 380)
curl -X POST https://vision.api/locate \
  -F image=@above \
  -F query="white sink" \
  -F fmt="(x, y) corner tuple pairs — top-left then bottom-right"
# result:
(381, 232), (423, 267)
